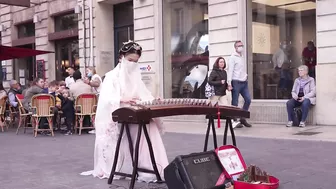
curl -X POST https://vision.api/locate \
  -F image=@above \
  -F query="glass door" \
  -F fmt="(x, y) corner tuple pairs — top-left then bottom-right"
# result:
(114, 26), (134, 65)
(113, 1), (134, 66)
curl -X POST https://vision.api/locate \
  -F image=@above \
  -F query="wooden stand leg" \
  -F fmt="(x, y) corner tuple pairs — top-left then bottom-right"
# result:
(228, 119), (237, 146)
(211, 118), (218, 149)
(142, 124), (162, 181)
(129, 125), (142, 189)
(108, 124), (125, 185)
(203, 118), (211, 152)
(125, 124), (134, 164)
(223, 119), (229, 145)
(204, 116), (218, 152)
(223, 118), (237, 147)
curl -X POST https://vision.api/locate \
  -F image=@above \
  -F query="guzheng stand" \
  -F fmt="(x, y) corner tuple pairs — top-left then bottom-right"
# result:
(108, 101), (249, 189)
(107, 122), (162, 189)
(203, 115), (237, 152)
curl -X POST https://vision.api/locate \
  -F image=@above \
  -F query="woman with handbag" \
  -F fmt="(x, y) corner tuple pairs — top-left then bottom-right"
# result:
(208, 57), (229, 106)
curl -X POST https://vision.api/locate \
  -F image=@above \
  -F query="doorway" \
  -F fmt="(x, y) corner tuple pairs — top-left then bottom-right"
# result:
(55, 38), (79, 81)
(13, 44), (36, 87)
(113, 1), (134, 66)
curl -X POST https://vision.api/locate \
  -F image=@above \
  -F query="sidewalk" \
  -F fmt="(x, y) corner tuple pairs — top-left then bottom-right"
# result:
(0, 124), (335, 189)
(163, 121), (336, 142)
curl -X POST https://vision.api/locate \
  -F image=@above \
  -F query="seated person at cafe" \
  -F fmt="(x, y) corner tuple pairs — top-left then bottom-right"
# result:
(69, 70), (93, 130)
(286, 65), (316, 128)
(22, 78), (46, 111)
(48, 80), (63, 131)
(48, 80), (62, 109)
(22, 78), (58, 131)
(8, 80), (22, 108)
(69, 70), (93, 100)
(57, 89), (75, 135)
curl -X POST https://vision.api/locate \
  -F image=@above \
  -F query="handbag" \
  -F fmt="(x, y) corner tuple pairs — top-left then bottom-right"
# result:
(205, 83), (215, 98)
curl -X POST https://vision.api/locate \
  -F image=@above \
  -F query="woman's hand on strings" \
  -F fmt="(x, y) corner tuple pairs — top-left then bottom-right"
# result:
(121, 97), (140, 104)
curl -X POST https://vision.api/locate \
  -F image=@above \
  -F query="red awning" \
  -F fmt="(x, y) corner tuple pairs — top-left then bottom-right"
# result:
(0, 45), (53, 61)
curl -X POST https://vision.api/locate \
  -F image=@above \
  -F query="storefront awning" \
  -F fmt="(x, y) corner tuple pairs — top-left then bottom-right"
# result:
(0, 45), (53, 61)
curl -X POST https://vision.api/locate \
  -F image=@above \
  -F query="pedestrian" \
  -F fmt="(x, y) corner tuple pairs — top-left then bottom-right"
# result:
(227, 40), (252, 128)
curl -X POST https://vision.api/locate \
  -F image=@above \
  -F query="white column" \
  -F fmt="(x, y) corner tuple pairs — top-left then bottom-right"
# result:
(133, 0), (158, 97)
(315, 0), (336, 125)
(208, 0), (244, 68)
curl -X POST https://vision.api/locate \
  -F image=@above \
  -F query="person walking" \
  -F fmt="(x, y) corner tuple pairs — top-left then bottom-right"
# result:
(227, 40), (252, 128)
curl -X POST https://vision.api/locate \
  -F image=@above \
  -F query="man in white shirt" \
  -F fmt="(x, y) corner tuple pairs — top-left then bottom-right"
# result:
(227, 40), (252, 128)
(65, 67), (75, 88)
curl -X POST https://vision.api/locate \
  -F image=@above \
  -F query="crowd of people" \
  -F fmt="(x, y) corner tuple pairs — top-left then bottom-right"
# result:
(207, 41), (316, 128)
(5, 67), (102, 135)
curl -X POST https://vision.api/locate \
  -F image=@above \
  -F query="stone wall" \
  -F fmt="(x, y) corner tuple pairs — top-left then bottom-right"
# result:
(133, 0), (160, 97)
(78, 0), (95, 75)
(0, 4), (13, 88)
(0, 0), (78, 84)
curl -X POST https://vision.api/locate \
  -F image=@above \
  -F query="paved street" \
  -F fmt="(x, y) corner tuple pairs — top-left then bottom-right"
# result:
(0, 125), (335, 189)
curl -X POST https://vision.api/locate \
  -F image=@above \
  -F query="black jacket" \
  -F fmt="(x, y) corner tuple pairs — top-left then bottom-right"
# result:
(57, 95), (75, 118)
(208, 68), (228, 96)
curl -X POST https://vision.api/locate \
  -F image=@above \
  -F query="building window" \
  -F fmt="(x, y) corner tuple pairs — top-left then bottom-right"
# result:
(17, 22), (35, 38)
(248, 0), (316, 99)
(54, 13), (78, 32)
(163, 0), (209, 99)
(55, 39), (79, 81)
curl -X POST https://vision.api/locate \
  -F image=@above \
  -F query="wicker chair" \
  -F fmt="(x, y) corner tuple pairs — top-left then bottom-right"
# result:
(31, 94), (55, 137)
(0, 96), (8, 132)
(74, 93), (97, 135)
(8, 101), (19, 127)
(15, 94), (32, 134)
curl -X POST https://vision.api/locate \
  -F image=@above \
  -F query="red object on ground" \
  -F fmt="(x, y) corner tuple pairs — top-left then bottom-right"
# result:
(217, 106), (221, 128)
(0, 45), (52, 61)
(215, 145), (280, 189)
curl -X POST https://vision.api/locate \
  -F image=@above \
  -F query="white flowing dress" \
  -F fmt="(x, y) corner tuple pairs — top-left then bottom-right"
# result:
(81, 62), (168, 182)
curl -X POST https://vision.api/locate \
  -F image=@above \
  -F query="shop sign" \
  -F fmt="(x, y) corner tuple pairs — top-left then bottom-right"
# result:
(139, 65), (152, 72)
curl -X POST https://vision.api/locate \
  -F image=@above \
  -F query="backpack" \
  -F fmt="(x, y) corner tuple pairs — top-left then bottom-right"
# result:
(293, 107), (302, 126)
(205, 83), (215, 98)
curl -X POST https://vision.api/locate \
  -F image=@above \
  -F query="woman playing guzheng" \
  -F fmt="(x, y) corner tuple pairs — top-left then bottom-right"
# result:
(81, 41), (168, 182)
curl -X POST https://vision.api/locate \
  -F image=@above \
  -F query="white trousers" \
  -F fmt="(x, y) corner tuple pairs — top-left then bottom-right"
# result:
(210, 95), (229, 106)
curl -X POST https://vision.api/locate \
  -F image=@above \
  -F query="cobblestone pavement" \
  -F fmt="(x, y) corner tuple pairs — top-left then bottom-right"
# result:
(0, 128), (335, 189)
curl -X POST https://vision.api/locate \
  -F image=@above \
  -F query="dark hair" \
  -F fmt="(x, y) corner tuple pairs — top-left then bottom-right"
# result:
(213, 57), (226, 69)
(119, 41), (142, 58)
(234, 40), (242, 48)
(308, 41), (314, 46)
(72, 70), (82, 81)
(49, 80), (58, 87)
(32, 78), (43, 85)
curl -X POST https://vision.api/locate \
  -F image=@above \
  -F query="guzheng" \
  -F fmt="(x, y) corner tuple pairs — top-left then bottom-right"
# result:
(112, 98), (250, 123)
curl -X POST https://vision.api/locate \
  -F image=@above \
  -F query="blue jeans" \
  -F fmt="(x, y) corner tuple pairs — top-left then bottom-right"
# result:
(231, 80), (251, 111)
(286, 98), (311, 122)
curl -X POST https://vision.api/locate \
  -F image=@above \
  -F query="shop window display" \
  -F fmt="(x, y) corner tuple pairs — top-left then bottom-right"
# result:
(249, 0), (316, 99)
(163, 0), (209, 99)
